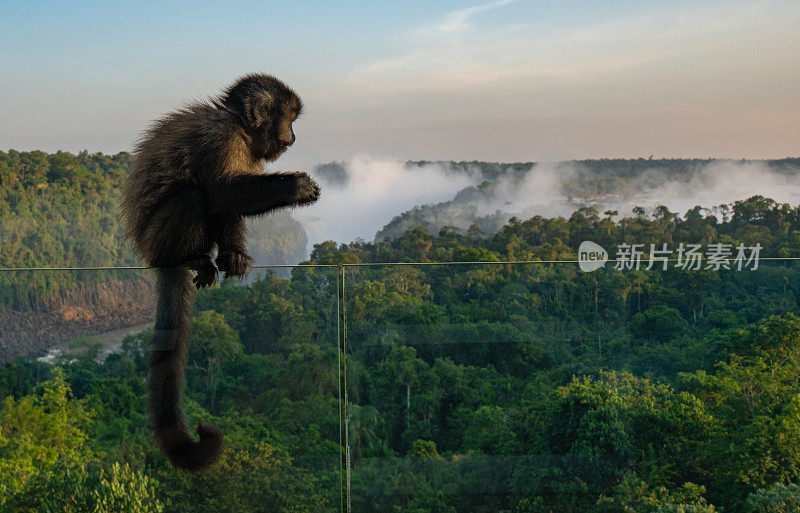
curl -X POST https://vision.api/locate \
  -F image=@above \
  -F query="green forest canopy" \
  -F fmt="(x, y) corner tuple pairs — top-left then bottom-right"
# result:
(3, 151), (800, 511)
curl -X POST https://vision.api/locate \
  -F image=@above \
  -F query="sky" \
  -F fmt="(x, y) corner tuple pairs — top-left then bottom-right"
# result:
(1, 0), (799, 168)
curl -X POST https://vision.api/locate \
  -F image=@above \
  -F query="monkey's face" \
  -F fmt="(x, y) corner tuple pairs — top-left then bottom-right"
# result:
(262, 105), (299, 161)
(222, 76), (303, 162)
(276, 108), (297, 149)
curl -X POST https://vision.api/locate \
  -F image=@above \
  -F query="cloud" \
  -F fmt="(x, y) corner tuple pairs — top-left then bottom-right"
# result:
(292, 156), (475, 248)
(480, 160), (800, 223)
(345, 1), (800, 98)
(291, 1), (799, 163)
(614, 161), (800, 218)
(291, 158), (800, 252)
(435, 0), (517, 34)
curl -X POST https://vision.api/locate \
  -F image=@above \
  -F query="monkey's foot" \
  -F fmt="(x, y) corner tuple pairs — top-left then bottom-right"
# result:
(216, 251), (253, 279)
(292, 172), (321, 206)
(191, 258), (218, 289)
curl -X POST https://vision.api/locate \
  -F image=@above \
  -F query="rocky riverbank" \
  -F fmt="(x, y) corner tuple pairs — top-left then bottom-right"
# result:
(0, 275), (155, 362)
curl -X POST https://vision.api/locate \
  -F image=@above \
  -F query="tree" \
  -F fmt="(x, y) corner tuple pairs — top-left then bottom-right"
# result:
(4, 462), (165, 513)
(629, 306), (690, 344)
(156, 443), (329, 513)
(0, 368), (93, 500)
(188, 310), (244, 406)
(747, 482), (800, 513)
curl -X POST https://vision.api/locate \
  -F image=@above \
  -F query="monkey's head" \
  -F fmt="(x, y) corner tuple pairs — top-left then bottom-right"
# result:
(220, 73), (302, 162)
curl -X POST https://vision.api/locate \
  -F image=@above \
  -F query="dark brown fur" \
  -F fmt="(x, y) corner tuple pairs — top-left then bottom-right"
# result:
(121, 74), (319, 471)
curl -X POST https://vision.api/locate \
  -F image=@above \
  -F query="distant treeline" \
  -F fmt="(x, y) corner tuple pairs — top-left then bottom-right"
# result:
(376, 158), (800, 240)
(317, 194), (800, 264)
(408, 157), (800, 181)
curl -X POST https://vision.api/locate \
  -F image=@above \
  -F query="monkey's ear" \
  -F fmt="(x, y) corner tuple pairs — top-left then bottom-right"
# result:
(244, 102), (263, 127)
(243, 94), (274, 128)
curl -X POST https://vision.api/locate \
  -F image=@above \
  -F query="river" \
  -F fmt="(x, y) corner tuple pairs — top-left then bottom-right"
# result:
(37, 321), (153, 364)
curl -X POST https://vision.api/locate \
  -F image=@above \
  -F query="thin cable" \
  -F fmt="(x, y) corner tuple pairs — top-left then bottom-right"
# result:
(1, 257), (799, 272)
(0, 264), (338, 272)
(342, 256), (800, 267)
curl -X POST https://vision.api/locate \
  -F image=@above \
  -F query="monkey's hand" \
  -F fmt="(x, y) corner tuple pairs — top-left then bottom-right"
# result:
(192, 258), (218, 289)
(216, 251), (253, 280)
(290, 172), (320, 206)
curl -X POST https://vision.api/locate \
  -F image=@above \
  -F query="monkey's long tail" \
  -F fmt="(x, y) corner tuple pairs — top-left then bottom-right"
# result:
(148, 267), (222, 471)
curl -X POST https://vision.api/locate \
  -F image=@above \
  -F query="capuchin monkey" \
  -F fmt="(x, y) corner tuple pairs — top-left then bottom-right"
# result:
(121, 74), (320, 471)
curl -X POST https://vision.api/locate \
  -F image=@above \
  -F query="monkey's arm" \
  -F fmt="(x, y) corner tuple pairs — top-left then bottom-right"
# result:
(209, 172), (319, 217)
(211, 215), (247, 254)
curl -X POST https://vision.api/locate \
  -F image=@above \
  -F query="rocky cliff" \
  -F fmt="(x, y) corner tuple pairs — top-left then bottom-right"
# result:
(0, 275), (155, 362)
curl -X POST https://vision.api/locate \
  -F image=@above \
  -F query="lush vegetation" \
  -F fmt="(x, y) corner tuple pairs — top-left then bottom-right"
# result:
(0, 150), (306, 307)
(2, 191), (800, 511)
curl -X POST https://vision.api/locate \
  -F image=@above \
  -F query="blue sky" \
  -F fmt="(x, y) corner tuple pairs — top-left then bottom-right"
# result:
(1, 0), (798, 166)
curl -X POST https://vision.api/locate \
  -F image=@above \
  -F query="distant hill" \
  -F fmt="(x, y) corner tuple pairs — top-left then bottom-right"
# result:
(0, 150), (310, 359)
(0, 150), (309, 301)
(374, 158), (800, 242)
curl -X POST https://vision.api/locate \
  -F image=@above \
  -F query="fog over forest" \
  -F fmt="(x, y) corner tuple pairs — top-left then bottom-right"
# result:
(296, 157), (800, 248)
